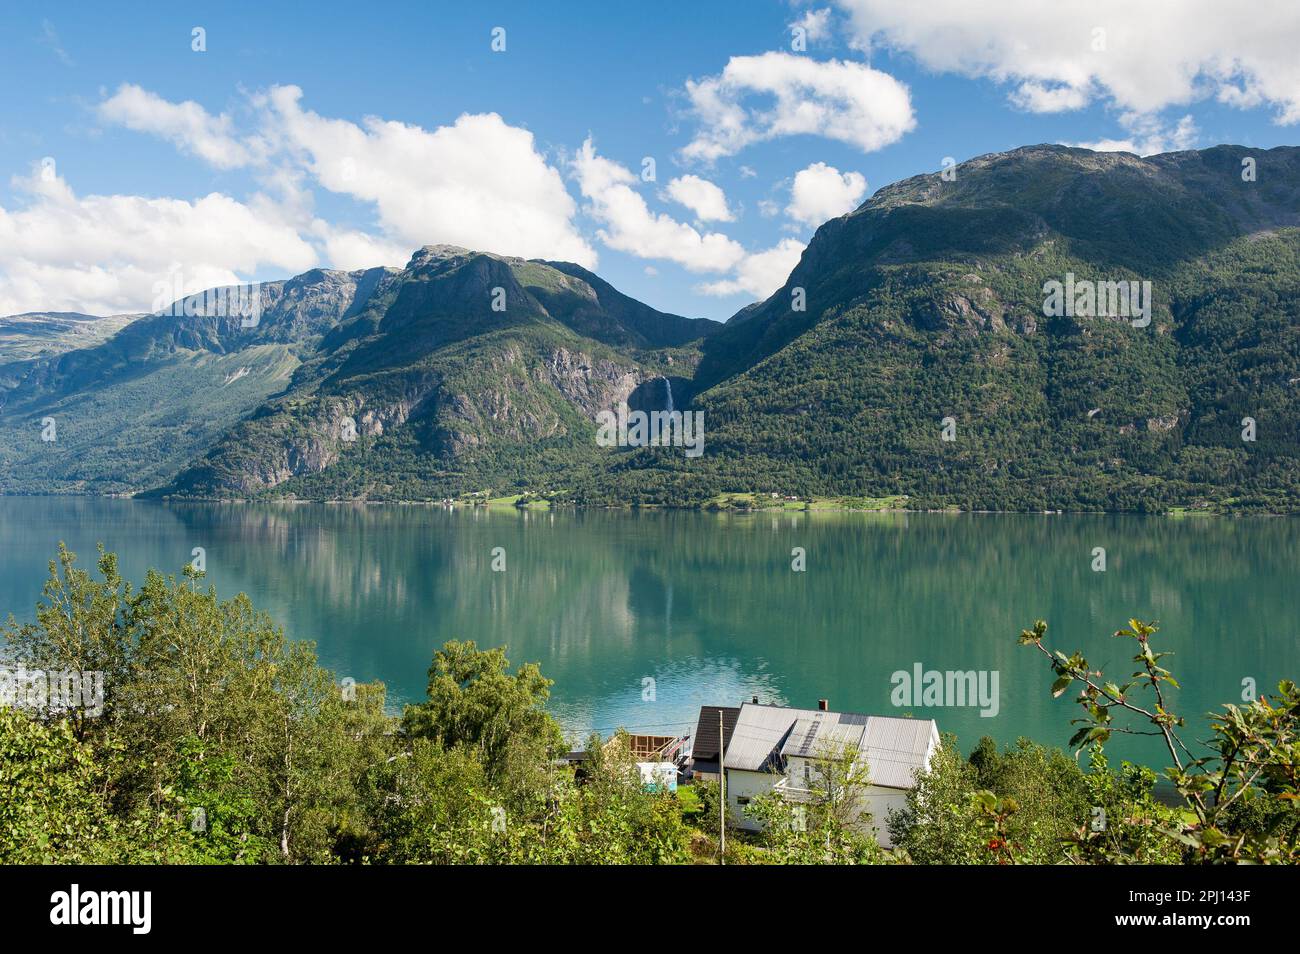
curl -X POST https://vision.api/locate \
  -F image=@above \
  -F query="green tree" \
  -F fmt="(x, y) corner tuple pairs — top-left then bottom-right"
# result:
(3, 544), (133, 741)
(1020, 617), (1300, 863)
(748, 740), (886, 864)
(401, 640), (564, 779)
(0, 707), (191, 863)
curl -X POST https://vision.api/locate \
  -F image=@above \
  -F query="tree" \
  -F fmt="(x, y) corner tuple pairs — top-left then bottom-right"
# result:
(1019, 617), (1300, 863)
(0, 706), (191, 864)
(888, 735), (985, 864)
(748, 741), (886, 864)
(889, 734), (1095, 864)
(2, 544), (133, 741)
(400, 640), (564, 779)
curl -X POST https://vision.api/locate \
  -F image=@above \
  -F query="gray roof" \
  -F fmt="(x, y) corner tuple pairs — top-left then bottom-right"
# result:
(781, 714), (867, 761)
(724, 703), (939, 789)
(861, 716), (942, 788)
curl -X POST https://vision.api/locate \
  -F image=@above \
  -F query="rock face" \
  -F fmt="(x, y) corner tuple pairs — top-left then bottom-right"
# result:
(157, 248), (715, 498)
(9, 143), (1300, 512)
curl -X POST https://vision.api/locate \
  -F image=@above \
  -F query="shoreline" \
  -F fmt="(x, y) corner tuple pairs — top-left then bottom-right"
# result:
(0, 491), (1266, 517)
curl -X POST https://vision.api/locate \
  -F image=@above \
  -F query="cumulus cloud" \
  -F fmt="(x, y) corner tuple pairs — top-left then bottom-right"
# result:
(309, 223), (411, 272)
(697, 238), (806, 299)
(664, 174), (734, 222)
(834, 0), (1300, 123)
(572, 139), (745, 272)
(680, 52), (915, 161)
(790, 8), (834, 44)
(786, 161), (867, 225)
(261, 86), (596, 267)
(0, 166), (316, 315)
(90, 83), (597, 286)
(1072, 113), (1198, 156)
(98, 84), (262, 170)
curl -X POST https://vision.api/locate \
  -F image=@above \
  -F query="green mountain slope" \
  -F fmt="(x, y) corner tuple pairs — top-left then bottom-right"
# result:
(0, 312), (141, 373)
(154, 246), (717, 499)
(0, 267), (393, 494)
(3, 144), (1298, 512)
(591, 145), (1300, 511)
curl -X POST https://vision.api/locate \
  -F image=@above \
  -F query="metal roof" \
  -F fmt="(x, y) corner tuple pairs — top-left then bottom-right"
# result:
(781, 714), (867, 761)
(691, 705), (740, 763)
(722, 703), (804, 772)
(861, 716), (941, 789)
(724, 703), (939, 788)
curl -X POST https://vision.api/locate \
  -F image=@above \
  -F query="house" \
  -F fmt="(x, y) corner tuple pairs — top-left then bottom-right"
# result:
(712, 700), (940, 847)
(689, 704), (740, 781)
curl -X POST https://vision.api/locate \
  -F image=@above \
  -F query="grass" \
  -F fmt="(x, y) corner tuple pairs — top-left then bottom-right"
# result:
(1166, 506), (1216, 517)
(481, 493), (552, 511)
(704, 492), (910, 512)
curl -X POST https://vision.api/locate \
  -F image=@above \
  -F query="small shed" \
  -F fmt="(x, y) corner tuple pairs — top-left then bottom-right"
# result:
(636, 761), (678, 792)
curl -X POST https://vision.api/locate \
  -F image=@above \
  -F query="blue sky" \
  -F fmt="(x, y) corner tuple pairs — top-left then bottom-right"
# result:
(2, 1), (1298, 320)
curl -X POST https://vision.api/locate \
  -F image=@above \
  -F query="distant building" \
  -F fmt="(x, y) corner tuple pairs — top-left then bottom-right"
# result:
(701, 700), (940, 847)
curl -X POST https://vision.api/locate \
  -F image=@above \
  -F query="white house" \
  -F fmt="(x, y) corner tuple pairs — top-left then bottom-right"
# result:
(713, 701), (940, 847)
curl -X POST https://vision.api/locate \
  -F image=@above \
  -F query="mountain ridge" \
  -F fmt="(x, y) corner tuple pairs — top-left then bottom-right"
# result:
(2, 143), (1299, 512)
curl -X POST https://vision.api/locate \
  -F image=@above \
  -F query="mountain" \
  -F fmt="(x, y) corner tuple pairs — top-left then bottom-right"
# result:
(3, 143), (1299, 512)
(160, 246), (716, 499)
(0, 268), (392, 493)
(606, 144), (1300, 511)
(0, 247), (715, 497)
(0, 312), (142, 373)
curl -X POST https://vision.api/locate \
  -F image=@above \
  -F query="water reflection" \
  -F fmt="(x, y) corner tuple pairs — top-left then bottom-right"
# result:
(0, 498), (1296, 765)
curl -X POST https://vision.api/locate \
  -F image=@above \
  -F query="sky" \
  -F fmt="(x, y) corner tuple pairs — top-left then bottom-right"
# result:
(2, 0), (1299, 321)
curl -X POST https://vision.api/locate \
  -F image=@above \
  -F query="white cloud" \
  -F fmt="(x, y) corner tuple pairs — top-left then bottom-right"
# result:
(0, 166), (317, 316)
(1073, 113), (1198, 156)
(680, 52), (915, 161)
(1011, 81), (1091, 114)
(786, 161), (867, 225)
(41, 19), (74, 68)
(835, 0), (1300, 123)
(572, 139), (745, 272)
(94, 84), (597, 274)
(309, 223), (410, 272)
(263, 86), (596, 267)
(791, 8), (834, 44)
(697, 238), (806, 299)
(664, 174), (734, 222)
(98, 84), (261, 170)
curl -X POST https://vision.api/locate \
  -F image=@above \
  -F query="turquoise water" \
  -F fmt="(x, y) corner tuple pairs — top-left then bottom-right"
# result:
(1, 498), (1296, 767)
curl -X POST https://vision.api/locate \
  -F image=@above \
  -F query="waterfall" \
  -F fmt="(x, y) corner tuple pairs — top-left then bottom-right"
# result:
(662, 376), (674, 414)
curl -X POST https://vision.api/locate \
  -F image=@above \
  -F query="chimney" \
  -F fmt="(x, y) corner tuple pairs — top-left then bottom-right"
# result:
(817, 699), (829, 711)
